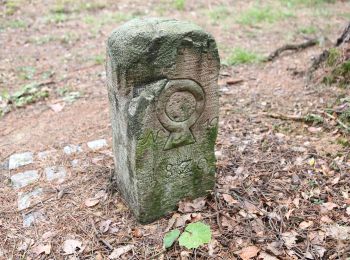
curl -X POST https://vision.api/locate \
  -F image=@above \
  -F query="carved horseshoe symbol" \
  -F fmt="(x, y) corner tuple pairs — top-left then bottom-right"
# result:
(156, 79), (205, 150)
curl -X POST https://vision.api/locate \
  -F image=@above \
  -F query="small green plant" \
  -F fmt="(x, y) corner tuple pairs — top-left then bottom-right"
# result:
(0, 82), (49, 117)
(207, 5), (231, 24)
(163, 221), (211, 250)
(84, 12), (132, 34)
(304, 113), (324, 124)
(280, 0), (335, 7)
(326, 48), (341, 67)
(172, 0), (185, 11)
(226, 48), (263, 65)
(57, 87), (81, 103)
(44, 13), (69, 24)
(236, 5), (293, 26)
(18, 66), (36, 80)
(4, 0), (21, 15)
(337, 137), (350, 147)
(311, 198), (324, 205)
(297, 25), (317, 35)
(163, 229), (180, 249)
(1, 19), (27, 30)
(60, 32), (80, 44)
(323, 60), (350, 87)
(41, 70), (55, 79)
(92, 54), (105, 65)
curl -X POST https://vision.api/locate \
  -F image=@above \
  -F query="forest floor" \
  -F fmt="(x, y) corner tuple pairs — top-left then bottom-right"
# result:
(1, 0), (350, 259)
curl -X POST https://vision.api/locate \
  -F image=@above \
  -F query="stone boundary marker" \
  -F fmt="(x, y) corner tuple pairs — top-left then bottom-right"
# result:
(107, 18), (220, 223)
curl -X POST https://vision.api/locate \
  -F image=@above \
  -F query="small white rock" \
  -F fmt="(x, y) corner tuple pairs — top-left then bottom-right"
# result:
(18, 188), (43, 210)
(44, 166), (66, 182)
(215, 150), (222, 160)
(87, 139), (108, 151)
(9, 152), (33, 169)
(71, 159), (79, 167)
(23, 211), (44, 227)
(63, 145), (82, 155)
(11, 170), (39, 189)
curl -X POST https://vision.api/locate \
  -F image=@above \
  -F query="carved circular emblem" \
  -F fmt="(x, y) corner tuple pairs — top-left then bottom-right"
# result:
(157, 79), (205, 150)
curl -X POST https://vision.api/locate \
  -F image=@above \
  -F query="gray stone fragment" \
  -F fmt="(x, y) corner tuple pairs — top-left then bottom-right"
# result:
(18, 188), (43, 210)
(0, 159), (9, 170)
(87, 139), (108, 150)
(9, 152), (33, 169)
(44, 166), (66, 182)
(23, 211), (45, 227)
(106, 18), (220, 223)
(11, 170), (39, 189)
(63, 145), (82, 155)
(71, 159), (79, 167)
(38, 149), (56, 160)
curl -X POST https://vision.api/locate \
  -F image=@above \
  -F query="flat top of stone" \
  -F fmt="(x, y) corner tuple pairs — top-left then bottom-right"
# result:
(107, 18), (218, 71)
(9, 152), (33, 169)
(87, 139), (107, 150)
(11, 170), (39, 189)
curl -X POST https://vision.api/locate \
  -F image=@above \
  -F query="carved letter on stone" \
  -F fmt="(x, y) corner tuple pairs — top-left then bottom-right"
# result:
(106, 18), (220, 223)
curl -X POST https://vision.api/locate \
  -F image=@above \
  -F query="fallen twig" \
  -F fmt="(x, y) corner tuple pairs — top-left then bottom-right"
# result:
(266, 38), (318, 62)
(262, 112), (305, 122)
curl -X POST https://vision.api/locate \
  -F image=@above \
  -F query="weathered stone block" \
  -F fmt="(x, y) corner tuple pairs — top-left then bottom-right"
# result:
(87, 139), (108, 150)
(44, 166), (66, 182)
(9, 152), (33, 169)
(11, 170), (39, 189)
(106, 18), (220, 223)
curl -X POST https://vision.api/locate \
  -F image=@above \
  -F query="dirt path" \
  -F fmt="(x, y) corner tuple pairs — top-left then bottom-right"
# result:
(1, 0), (350, 259)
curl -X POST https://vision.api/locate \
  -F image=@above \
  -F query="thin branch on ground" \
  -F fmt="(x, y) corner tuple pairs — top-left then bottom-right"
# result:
(266, 38), (318, 62)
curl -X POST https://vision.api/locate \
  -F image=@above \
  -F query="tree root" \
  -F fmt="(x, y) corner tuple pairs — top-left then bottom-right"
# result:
(266, 38), (318, 62)
(262, 112), (305, 122)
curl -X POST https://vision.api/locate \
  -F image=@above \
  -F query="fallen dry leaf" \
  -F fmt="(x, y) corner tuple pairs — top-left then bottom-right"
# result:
(175, 213), (192, 227)
(85, 198), (100, 207)
(99, 219), (112, 233)
(41, 231), (57, 241)
(308, 127), (322, 133)
(299, 220), (313, 229)
(221, 215), (235, 231)
(132, 227), (143, 238)
(321, 202), (338, 213)
(190, 213), (202, 222)
(48, 103), (65, 113)
(320, 215), (333, 224)
(258, 251), (279, 260)
(239, 245), (260, 260)
(109, 245), (134, 259)
(178, 197), (206, 213)
(314, 245), (326, 258)
(32, 244), (51, 256)
(326, 224), (350, 240)
(165, 213), (180, 232)
(282, 231), (297, 249)
(266, 242), (282, 256)
(62, 239), (84, 255)
(115, 202), (128, 213)
(222, 194), (239, 205)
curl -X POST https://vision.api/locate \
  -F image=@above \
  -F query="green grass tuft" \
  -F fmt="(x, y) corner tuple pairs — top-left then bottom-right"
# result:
(207, 5), (231, 24)
(236, 5), (294, 26)
(172, 0), (185, 11)
(280, 0), (335, 7)
(297, 25), (317, 35)
(226, 48), (263, 65)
